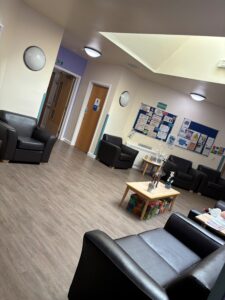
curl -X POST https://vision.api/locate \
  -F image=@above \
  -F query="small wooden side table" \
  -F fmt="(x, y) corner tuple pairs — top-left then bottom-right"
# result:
(142, 157), (162, 176)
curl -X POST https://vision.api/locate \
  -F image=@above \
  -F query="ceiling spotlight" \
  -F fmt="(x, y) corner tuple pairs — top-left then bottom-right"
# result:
(190, 92), (206, 102)
(84, 47), (102, 58)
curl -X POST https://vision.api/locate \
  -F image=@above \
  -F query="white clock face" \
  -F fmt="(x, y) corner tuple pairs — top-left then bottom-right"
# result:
(119, 91), (130, 107)
(23, 46), (46, 71)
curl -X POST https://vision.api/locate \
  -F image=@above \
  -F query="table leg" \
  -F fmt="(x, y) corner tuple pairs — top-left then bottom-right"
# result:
(140, 199), (149, 220)
(169, 195), (177, 211)
(142, 162), (149, 176)
(119, 186), (130, 207)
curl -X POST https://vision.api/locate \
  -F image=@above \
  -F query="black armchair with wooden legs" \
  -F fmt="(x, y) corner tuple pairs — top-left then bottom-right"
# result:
(0, 110), (56, 163)
(97, 134), (138, 169)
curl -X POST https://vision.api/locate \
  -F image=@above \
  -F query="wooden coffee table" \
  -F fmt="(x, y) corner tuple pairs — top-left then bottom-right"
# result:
(196, 213), (225, 237)
(119, 181), (180, 220)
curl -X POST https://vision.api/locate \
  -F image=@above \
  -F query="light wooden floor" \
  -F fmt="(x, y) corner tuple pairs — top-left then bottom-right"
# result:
(0, 141), (215, 300)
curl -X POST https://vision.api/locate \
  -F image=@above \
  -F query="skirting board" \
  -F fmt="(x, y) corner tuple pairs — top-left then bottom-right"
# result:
(87, 152), (96, 159)
(61, 138), (72, 145)
(132, 165), (141, 170)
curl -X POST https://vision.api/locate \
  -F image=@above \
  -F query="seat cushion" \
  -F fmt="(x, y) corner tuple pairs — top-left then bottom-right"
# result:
(139, 228), (200, 274)
(177, 171), (193, 181)
(116, 235), (178, 286)
(119, 153), (132, 161)
(17, 136), (44, 151)
(208, 182), (224, 191)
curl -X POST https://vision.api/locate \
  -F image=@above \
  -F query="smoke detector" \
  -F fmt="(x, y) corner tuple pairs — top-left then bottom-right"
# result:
(217, 60), (225, 68)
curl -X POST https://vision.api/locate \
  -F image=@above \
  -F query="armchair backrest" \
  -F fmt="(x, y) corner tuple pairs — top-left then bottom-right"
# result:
(169, 155), (192, 173)
(103, 134), (122, 148)
(198, 165), (221, 183)
(0, 110), (37, 137)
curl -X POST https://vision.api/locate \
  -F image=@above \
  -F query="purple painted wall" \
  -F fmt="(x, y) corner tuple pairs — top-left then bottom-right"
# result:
(55, 46), (87, 76)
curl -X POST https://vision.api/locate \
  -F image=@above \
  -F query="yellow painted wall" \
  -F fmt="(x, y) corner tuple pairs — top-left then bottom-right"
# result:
(0, 0), (63, 117)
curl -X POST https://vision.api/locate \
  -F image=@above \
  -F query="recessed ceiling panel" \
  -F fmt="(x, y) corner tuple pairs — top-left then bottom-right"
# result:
(101, 32), (225, 84)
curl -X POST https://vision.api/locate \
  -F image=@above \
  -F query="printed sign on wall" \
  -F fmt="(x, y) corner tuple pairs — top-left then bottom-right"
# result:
(133, 103), (177, 142)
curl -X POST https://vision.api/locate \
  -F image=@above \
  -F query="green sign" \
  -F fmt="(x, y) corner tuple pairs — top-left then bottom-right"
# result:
(157, 102), (167, 110)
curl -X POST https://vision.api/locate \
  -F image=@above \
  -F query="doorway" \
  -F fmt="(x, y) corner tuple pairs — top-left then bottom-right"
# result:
(75, 83), (109, 153)
(39, 68), (77, 137)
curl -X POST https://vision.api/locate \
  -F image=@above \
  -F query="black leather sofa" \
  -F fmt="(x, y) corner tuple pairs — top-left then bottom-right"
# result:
(68, 213), (225, 300)
(197, 165), (225, 200)
(162, 155), (203, 191)
(97, 134), (138, 169)
(0, 110), (56, 163)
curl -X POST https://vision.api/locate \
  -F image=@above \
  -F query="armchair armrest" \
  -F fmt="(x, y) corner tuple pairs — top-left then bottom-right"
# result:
(167, 245), (225, 300)
(165, 213), (224, 258)
(0, 120), (17, 160)
(190, 169), (207, 192)
(97, 140), (121, 167)
(187, 209), (202, 221)
(32, 127), (56, 162)
(68, 230), (169, 300)
(121, 144), (138, 159)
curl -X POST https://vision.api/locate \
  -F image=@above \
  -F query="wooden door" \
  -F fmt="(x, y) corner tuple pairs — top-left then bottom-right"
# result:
(45, 72), (75, 136)
(75, 84), (108, 153)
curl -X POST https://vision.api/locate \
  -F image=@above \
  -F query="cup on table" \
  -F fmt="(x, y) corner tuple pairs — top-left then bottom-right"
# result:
(209, 208), (222, 218)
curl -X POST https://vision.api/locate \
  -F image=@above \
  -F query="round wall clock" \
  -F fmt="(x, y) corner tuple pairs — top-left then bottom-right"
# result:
(119, 91), (130, 107)
(23, 46), (46, 71)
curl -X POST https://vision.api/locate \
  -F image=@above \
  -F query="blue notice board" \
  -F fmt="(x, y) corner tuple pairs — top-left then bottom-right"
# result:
(133, 103), (177, 142)
(176, 118), (218, 156)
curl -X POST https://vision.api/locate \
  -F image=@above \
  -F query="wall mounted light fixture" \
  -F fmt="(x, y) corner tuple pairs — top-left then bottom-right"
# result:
(23, 46), (46, 71)
(190, 92), (206, 102)
(84, 46), (102, 58)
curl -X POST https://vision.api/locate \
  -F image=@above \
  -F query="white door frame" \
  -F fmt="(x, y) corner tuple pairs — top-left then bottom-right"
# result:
(71, 80), (111, 151)
(52, 65), (81, 144)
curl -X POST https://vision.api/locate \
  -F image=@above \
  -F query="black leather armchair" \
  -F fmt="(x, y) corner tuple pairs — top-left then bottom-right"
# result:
(162, 155), (203, 191)
(97, 134), (138, 169)
(0, 110), (56, 163)
(68, 213), (225, 300)
(197, 165), (225, 200)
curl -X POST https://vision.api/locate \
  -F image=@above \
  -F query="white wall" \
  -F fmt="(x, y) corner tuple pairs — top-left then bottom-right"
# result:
(0, 0), (63, 117)
(63, 60), (225, 170)
(64, 61), (124, 148)
(106, 73), (225, 169)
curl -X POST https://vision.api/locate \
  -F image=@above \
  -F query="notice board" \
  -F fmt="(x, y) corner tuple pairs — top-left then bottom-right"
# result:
(176, 118), (218, 156)
(133, 103), (177, 142)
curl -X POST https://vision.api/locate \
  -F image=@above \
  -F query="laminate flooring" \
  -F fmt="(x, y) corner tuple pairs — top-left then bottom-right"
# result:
(0, 141), (215, 300)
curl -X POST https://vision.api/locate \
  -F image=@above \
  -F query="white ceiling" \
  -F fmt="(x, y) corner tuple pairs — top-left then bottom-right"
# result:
(23, 0), (225, 108)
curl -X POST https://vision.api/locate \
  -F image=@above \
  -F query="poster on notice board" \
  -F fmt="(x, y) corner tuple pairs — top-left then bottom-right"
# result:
(176, 118), (218, 156)
(133, 103), (177, 142)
